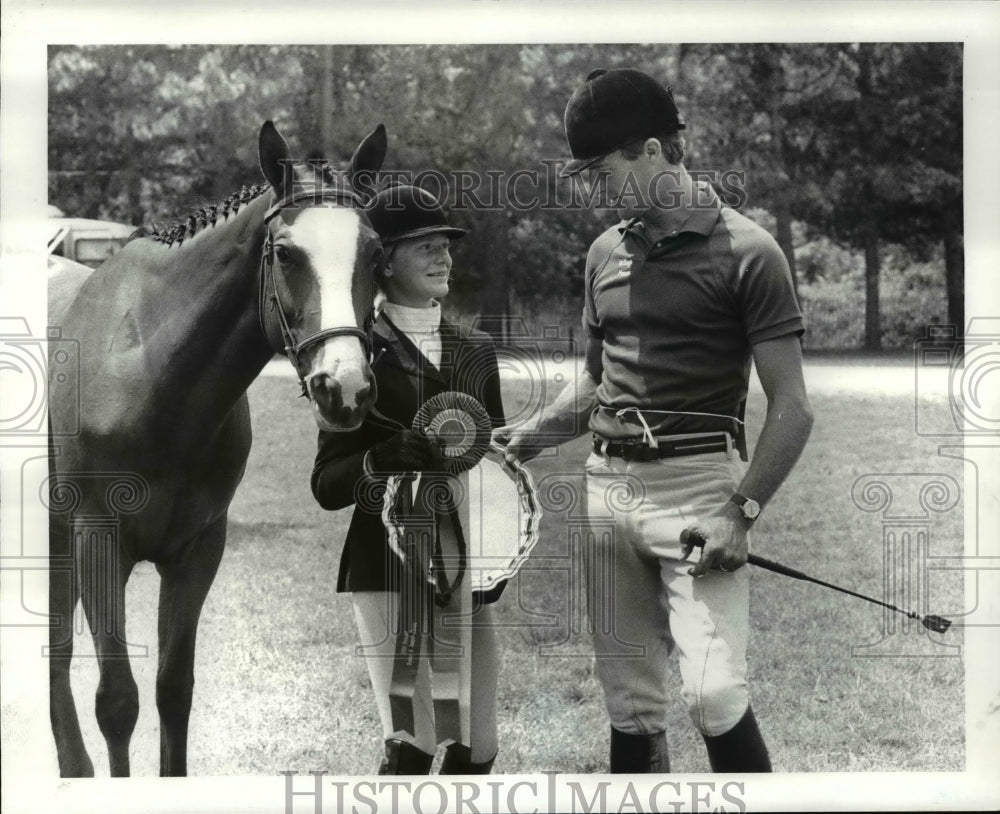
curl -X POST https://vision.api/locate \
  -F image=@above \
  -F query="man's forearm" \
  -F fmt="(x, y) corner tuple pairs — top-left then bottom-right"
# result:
(528, 369), (599, 445)
(736, 394), (813, 510)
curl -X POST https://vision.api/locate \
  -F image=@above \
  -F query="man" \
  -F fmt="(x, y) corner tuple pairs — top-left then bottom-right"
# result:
(495, 68), (813, 773)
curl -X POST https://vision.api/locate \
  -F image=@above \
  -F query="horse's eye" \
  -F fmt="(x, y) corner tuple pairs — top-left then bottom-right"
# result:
(274, 245), (292, 263)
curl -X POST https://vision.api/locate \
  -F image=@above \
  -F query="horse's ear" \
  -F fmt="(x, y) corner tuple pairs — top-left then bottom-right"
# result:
(259, 120), (293, 198)
(347, 124), (387, 202)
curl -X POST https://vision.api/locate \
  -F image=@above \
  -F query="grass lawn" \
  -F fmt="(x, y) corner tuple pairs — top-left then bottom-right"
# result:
(67, 370), (965, 776)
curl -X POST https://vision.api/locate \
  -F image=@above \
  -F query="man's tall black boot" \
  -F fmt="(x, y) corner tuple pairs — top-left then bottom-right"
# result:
(610, 727), (670, 773)
(701, 706), (772, 772)
(377, 738), (435, 775)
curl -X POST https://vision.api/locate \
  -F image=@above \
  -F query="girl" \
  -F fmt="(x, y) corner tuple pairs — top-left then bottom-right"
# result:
(311, 184), (506, 775)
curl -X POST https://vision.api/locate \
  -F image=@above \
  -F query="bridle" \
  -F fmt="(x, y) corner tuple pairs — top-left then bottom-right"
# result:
(258, 187), (380, 397)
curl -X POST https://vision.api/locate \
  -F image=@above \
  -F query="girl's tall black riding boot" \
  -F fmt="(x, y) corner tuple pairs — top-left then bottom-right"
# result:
(377, 738), (435, 775)
(438, 742), (496, 775)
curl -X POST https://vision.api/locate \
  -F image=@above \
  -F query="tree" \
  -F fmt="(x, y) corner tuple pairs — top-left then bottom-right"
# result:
(49, 45), (312, 223)
(48, 44), (959, 349)
(787, 43), (962, 349)
(874, 44), (963, 335)
(682, 44), (859, 298)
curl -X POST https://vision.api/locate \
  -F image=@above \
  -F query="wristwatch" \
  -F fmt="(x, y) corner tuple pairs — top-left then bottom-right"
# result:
(729, 493), (761, 521)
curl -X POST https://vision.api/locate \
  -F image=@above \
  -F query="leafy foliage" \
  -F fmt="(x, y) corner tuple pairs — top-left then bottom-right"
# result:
(796, 238), (949, 350)
(48, 43), (961, 348)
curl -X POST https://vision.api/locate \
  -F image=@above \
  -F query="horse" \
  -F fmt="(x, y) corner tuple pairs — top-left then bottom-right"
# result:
(46, 120), (387, 777)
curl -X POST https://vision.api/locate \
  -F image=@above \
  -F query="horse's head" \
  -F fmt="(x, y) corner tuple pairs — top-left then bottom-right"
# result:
(258, 121), (387, 432)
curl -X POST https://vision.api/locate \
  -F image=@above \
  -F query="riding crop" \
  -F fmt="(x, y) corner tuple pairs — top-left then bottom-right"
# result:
(679, 529), (954, 634)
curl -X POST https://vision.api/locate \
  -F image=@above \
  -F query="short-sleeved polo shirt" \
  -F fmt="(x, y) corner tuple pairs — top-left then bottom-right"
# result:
(584, 182), (804, 448)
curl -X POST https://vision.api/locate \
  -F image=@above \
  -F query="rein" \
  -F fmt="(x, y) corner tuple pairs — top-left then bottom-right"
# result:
(258, 188), (378, 397)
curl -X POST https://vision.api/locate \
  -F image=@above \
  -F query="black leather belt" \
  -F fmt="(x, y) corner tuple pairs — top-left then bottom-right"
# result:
(594, 433), (731, 461)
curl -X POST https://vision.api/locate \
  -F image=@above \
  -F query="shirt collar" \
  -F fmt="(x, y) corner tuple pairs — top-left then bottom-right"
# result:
(619, 180), (722, 241)
(382, 300), (442, 334)
(684, 181), (723, 235)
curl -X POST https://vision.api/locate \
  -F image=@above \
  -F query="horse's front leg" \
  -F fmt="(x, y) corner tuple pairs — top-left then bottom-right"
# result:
(155, 517), (226, 776)
(78, 530), (138, 777)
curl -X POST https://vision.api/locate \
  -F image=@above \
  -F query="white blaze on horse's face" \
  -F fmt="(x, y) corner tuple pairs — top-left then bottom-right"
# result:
(274, 206), (379, 431)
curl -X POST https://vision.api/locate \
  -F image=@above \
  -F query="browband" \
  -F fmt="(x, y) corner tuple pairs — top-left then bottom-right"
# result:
(264, 187), (365, 223)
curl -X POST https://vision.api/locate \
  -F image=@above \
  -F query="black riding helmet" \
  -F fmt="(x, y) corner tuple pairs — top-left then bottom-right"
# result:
(561, 68), (686, 177)
(365, 184), (466, 245)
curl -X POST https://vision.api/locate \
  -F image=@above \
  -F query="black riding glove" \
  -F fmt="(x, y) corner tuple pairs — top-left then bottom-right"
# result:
(369, 430), (444, 474)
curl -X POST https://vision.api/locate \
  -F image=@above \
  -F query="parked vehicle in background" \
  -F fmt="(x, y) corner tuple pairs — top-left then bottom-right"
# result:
(48, 205), (135, 268)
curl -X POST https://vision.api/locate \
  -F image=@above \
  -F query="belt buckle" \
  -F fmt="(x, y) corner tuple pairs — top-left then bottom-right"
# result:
(593, 435), (610, 464)
(655, 432), (730, 460)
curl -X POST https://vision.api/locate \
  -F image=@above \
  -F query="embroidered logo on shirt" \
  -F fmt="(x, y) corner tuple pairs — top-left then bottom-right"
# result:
(616, 254), (633, 276)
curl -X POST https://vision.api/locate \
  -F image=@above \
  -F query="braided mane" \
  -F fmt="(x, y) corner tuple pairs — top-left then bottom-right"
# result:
(138, 183), (270, 247)
(136, 160), (354, 248)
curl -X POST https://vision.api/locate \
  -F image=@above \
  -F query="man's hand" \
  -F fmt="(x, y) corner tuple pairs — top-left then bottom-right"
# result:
(491, 424), (548, 467)
(491, 369), (600, 468)
(681, 503), (751, 577)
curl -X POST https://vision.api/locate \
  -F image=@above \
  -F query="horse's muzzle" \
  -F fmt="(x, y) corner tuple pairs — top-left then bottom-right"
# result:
(307, 369), (376, 431)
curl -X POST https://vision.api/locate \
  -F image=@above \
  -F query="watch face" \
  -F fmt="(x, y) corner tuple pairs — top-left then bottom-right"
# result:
(743, 499), (761, 519)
